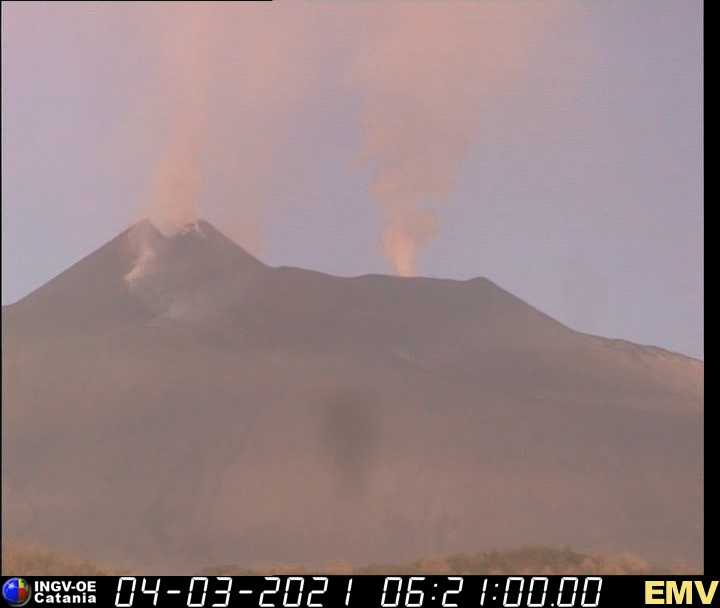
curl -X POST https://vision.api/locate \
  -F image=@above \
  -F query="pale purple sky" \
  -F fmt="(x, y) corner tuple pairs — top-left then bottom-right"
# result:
(1, 1), (703, 358)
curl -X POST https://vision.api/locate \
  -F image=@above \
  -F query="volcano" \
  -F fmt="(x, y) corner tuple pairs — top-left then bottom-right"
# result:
(2, 219), (703, 571)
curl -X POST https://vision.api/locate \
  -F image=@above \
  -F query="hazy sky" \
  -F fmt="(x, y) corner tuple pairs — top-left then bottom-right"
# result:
(1, 1), (703, 358)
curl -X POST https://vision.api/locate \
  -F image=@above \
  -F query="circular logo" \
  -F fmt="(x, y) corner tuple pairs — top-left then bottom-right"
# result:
(2, 578), (31, 607)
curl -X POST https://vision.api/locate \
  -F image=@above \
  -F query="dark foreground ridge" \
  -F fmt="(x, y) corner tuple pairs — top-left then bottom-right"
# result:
(4, 542), (694, 576)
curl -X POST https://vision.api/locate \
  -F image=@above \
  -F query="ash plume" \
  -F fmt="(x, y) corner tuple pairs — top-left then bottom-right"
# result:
(14, 2), (565, 276)
(351, 2), (558, 275)
(133, 2), (313, 253)
(146, 4), (212, 236)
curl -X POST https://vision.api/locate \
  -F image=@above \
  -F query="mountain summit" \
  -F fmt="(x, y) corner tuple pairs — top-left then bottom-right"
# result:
(3, 219), (264, 331)
(2, 219), (703, 571)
